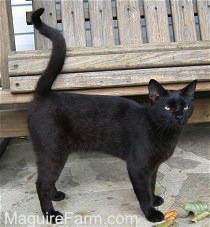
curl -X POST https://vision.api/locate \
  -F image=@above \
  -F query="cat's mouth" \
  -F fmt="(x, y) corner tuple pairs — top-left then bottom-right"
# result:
(168, 119), (187, 127)
(175, 119), (187, 126)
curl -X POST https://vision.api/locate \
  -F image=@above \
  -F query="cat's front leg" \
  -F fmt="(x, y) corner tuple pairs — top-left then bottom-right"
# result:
(151, 169), (164, 207)
(127, 165), (164, 222)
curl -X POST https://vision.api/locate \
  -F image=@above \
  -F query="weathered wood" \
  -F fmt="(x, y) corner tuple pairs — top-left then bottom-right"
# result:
(61, 0), (86, 47)
(0, 0), (15, 89)
(197, 0), (210, 40)
(0, 91), (32, 110)
(9, 41), (210, 59)
(32, 1), (57, 49)
(88, 0), (115, 46)
(9, 66), (210, 93)
(144, 0), (170, 43)
(1, 81), (210, 110)
(0, 110), (28, 138)
(116, 0), (143, 44)
(27, 7), (117, 25)
(0, 0), (9, 88)
(26, 3), (199, 25)
(6, 0), (15, 51)
(171, 0), (197, 41)
(8, 48), (210, 76)
(189, 98), (210, 123)
(1, 97), (210, 138)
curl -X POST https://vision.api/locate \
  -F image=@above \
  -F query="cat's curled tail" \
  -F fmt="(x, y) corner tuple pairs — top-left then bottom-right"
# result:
(31, 8), (66, 97)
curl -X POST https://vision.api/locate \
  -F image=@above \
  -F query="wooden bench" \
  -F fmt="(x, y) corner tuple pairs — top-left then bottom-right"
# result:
(0, 0), (210, 138)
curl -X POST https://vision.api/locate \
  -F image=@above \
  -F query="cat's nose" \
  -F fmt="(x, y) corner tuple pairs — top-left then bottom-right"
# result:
(176, 115), (183, 120)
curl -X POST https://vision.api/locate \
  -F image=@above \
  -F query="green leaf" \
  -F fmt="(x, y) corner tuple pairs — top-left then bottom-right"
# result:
(156, 220), (174, 227)
(190, 211), (210, 223)
(182, 201), (209, 216)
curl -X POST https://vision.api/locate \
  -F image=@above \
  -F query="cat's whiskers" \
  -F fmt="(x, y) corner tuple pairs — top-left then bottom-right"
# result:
(155, 122), (167, 141)
(148, 119), (167, 136)
(149, 120), (171, 146)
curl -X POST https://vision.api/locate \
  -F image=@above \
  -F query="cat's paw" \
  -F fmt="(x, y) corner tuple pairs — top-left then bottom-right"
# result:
(52, 191), (66, 201)
(46, 210), (63, 224)
(153, 195), (164, 206)
(146, 208), (164, 222)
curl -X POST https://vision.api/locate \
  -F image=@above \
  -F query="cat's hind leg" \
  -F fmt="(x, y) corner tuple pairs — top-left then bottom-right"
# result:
(35, 144), (69, 223)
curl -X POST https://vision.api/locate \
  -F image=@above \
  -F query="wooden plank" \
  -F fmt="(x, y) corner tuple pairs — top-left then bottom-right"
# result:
(61, 0), (86, 47)
(0, 0), (15, 89)
(171, 0), (197, 41)
(27, 7), (118, 25)
(1, 81), (210, 110)
(144, 0), (170, 43)
(189, 98), (210, 123)
(1, 97), (210, 138)
(88, 0), (115, 47)
(32, 0), (57, 49)
(116, 0), (143, 44)
(0, 91), (33, 110)
(26, 3), (199, 25)
(0, 139), (10, 158)
(197, 0), (210, 40)
(9, 66), (210, 93)
(0, 110), (28, 138)
(8, 48), (210, 76)
(0, 0), (9, 88)
(6, 0), (15, 51)
(9, 41), (210, 59)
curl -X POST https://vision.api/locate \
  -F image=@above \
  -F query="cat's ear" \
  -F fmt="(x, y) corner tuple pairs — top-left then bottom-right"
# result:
(181, 80), (197, 99)
(148, 79), (167, 103)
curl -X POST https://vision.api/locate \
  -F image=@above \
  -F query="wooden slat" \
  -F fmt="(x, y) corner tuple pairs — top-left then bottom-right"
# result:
(9, 41), (210, 59)
(61, 0), (86, 47)
(6, 0), (15, 51)
(1, 81), (210, 110)
(32, 0), (57, 49)
(0, 110), (28, 138)
(144, 0), (170, 43)
(88, 0), (115, 47)
(0, 0), (10, 88)
(0, 0), (15, 89)
(8, 48), (210, 76)
(26, 7), (118, 25)
(26, 3), (200, 25)
(116, 0), (143, 44)
(197, 0), (210, 40)
(1, 97), (210, 138)
(189, 98), (210, 123)
(9, 66), (210, 93)
(0, 91), (33, 110)
(171, 0), (197, 41)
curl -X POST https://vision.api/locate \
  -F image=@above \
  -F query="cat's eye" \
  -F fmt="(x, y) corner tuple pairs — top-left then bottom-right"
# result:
(184, 105), (189, 110)
(164, 106), (171, 111)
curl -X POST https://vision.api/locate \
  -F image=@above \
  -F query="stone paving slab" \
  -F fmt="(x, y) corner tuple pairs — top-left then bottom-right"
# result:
(0, 124), (209, 227)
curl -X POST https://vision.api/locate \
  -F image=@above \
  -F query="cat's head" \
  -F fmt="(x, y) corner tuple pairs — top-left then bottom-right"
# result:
(148, 79), (197, 126)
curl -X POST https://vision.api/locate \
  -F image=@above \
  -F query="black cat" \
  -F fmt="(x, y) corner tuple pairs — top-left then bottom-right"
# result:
(28, 8), (197, 224)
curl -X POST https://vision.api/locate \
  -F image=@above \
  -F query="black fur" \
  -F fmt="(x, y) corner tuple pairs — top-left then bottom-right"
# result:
(28, 8), (197, 224)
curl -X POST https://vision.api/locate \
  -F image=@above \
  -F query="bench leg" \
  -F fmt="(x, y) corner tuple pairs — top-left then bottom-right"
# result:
(0, 138), (10, 158)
